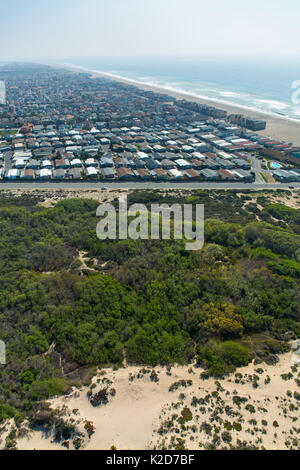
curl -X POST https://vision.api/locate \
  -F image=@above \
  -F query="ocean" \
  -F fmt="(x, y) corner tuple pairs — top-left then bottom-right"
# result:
(65, 58), (300, 122)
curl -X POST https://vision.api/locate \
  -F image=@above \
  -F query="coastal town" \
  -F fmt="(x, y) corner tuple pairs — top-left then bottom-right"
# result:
(0, 63), (300, 185)
(1, 0), (300, 455)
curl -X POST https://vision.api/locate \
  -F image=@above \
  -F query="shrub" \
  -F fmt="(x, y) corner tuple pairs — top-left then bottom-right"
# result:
(180, 407), (193, 422)
(0, 404), (16, 423)
(197, 341), (252, 377)
(30, 378), (66, 400)
(221, 431), (232, 443)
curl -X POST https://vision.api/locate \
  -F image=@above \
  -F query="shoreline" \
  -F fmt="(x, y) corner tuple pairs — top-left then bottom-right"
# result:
(48, 61), (300, 146)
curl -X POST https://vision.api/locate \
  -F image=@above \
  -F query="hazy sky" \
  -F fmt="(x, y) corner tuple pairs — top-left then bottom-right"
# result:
(0, 0), (299, 61)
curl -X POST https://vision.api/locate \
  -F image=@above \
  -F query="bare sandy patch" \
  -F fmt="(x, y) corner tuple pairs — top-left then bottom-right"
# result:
(7, 352), (299, 451)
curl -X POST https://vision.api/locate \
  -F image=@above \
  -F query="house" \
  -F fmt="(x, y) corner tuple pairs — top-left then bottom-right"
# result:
(13, 159), (26, 169)
(101, 167), (116, 179)
(55, 159), (69, 169)
(85, 158), (98, 168)
(125, 158), (136, 169)
(232, 169), (254, 182)
(13, 151), (32, 160)
(218, 169), (236, 181)
(27, 159), (40, 169)
(191, 159), (204, 169)
(175, 159), (192, 170)
(200, 169), (219, 180)
(205, 159), (219, 170)
(273, 169), (299, 182)
(153, 145), (166, 153)
(33, 148), (52, 159)
(41, 159), (52, 169)
(100, 138), (110, 145)
(7, 169), (20, 179)
(84, 147), (99, 157)
(136, 151), (148, 160)
(53, 168), (68, 179)
(150, 168), (168, 180)
(13, 142), (25, 151)
(85, 167), (98, 178)
(66, 146), (82, 155)
(182, 145), (194, 153)
(168, 169), (184, 180)
(135, 168), (150, 180)
(289, 170), (300, 181)
(192, 152), (206, 161)
(125, 144), (137, 152)
(152, 152), (164, 161)
(39, 141), (52, 149)
(69, 168), (82, 180)
(100, 157), (114, 168)
(39, 168), (52, 179)
(216, 151), (233, 160)
(21, 169), (36, 180)
(184, 168), (200, 179)
(216, 158), (235, 170)
(145, 158), (160, 170)
(114, 157), (127, 168)
(232, 158), (251, 170)
(70, 158), (83, 168)
(161, 159), (175, 170)
(116, 167), (134, 179)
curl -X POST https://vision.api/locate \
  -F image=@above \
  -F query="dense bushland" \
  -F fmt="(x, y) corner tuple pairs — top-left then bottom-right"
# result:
(0, 190), (299, 422)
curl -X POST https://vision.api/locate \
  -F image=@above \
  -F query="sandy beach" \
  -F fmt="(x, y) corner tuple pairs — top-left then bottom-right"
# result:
(2, 351), (299, 451)
(50, 62), (300, 146)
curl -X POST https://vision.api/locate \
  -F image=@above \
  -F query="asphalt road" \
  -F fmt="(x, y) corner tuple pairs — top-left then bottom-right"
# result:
(249, 155), (266, 184)
(0, 181), (299, 191)
(3, 151), (12, 173)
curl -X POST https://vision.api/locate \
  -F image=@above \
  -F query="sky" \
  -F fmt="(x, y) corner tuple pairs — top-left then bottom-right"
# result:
(0, 0), (299, 61)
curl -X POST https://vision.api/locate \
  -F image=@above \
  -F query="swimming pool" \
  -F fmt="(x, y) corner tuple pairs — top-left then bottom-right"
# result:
(271, 162), (281, 169)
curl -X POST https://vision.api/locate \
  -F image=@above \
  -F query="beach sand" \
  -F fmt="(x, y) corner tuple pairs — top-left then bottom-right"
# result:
(51, 63), (300, 146)
(8, 351), (300, 451)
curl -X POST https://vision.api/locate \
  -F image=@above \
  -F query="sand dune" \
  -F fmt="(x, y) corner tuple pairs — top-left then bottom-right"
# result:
(7, 351), (299, 451)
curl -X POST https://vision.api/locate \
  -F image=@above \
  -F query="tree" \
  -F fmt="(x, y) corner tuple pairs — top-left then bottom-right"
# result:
(203, 303), (244, 338)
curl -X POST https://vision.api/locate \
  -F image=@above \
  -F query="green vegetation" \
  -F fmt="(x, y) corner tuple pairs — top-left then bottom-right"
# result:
(0, 190), (299, 423)
(0, 129), (18, 137)
(260, 173), (268, 183)
(197, 341), (252, 377)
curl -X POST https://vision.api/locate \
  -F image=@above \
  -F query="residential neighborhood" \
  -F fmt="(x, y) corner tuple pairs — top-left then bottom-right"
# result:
(0, 64), (299, 184)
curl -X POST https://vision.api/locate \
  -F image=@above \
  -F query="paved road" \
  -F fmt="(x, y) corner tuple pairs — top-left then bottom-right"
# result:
(3, 151), (12, 173)
(249, 155), (266, 184)
(0, 181), (299, 191)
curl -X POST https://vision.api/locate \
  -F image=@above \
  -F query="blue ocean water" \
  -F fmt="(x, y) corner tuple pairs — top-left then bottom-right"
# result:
(67, 58), (300, 121)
